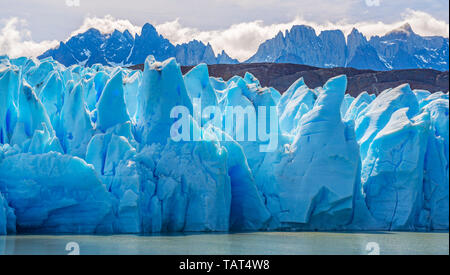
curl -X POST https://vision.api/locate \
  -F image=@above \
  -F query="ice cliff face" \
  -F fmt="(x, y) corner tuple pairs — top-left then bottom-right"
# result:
(0, 54), (448, 235)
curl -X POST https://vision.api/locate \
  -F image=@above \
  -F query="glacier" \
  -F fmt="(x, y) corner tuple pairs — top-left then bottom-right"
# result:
(0, 54), (448, 234)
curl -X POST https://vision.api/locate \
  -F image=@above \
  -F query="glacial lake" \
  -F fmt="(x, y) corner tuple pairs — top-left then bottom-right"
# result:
(0, 232), (448, 255)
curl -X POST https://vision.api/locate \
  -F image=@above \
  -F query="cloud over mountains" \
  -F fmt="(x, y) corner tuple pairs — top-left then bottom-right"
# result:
(1, 10), (449, 61)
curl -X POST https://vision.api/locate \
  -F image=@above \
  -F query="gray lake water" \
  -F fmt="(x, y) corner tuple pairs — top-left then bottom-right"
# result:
(0, 232), (448, 255)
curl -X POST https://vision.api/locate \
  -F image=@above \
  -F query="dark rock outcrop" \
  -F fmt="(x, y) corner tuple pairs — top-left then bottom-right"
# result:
(131, 62), (449, 96)
(246, 24), (449, 71)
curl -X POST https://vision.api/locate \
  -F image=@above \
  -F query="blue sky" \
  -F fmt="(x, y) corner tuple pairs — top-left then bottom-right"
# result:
(1, 0), (449, 60)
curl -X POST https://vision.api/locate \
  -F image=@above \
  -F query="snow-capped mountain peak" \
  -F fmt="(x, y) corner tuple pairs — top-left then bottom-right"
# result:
(39, 23), (238, 67)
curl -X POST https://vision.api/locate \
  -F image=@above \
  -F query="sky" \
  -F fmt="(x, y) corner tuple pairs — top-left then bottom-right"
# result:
(0, 0), (449, 61)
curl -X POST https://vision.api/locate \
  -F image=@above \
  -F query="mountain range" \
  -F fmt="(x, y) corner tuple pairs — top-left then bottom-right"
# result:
(247, 23), (449, 71)
(39, 23), (239, 67)
(39, 22), (449, 71)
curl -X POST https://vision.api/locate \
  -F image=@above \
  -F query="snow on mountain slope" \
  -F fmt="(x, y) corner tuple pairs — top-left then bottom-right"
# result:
(38, 22), (447, 71)
(247, 24), (449, 71)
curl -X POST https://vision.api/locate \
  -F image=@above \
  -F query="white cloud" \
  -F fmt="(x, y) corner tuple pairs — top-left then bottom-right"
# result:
(0, 10), (448, 61)
(154, 9), (449, 61)
(343, 9), (449, 39)
(69, 15), (141, 38)
(0, 18), (58, 59)
(365, 0), (381, 7)
(155, 19), (299, 61)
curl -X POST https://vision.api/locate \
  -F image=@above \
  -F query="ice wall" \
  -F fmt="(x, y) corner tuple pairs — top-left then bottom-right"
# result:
(0, 55), (448, 234)
(255, 76), (360, 230)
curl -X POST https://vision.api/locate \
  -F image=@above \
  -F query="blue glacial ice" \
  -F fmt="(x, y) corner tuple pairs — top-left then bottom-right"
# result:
(0, 55), (448, 234)
(255, 75), (360, 230)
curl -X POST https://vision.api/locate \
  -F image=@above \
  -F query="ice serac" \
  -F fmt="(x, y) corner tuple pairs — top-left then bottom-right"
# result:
(86, 125), (136, 189)
(0, 190), (16, 235)
(184, 63), (219, 126)
(0, 68), (19, 145)
(279, 83), (316, 134)
(92, 71), (110, 103)
(277, 77), (306, 115)
(269, 87), (281, 105)
(341, 94), (355, 118)
(361, 109), (430, 230)
(0, 152), (114, 233)
(123, 70), (141, 120)
(420, 99), (449, 230)
(344, 91), (373, 122)
(354, 84), (437, 230)
(175, 41), (217, 65)
(135, 63), (231, 232)
(257, 75), (360, 230)
(137, 56), (193, 146)
(221, 77), (263, 170)
(24, 61), (55, 89)
(240, 76), (280, 165)
(419, 92), (449, 109)
(60, 82), (93, 157)
(97, 70), (131, 132)
(215, 131), (271, 231)
(38, 71), (64, 133)
(106, 136), (139, 233)
(210, 77), (227, 93)
(355, 84), (419, 162)
(414, 89), (431, 106)
(28, 123), (63, 154)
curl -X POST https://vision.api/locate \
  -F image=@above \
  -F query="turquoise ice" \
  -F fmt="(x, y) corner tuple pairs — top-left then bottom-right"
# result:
(0, 55), (448, 234)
